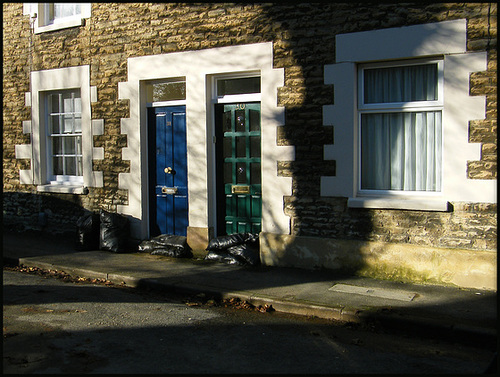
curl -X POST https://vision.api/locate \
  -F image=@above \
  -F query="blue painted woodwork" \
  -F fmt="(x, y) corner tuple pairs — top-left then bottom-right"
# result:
(148, 106), (188, 236)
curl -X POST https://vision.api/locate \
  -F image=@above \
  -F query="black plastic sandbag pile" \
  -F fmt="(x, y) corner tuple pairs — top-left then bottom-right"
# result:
(75, 211), (100, 251)
(99, 210), (130, 252)
(75, 210), (130, 253)
(138, 234), (193, 258)
(204, 233), (260, 266)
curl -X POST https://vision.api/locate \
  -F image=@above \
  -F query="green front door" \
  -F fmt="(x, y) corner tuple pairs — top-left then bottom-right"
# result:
(215, 103), (262, 235)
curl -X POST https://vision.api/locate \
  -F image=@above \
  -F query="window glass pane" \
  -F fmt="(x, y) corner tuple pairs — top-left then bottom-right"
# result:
(62, 114), (74, 133)
(249, 109), (260, 131)
(250, 136), (260, 158)
(223, 137), (232, 158)
(62, 92), (74, 112)
(235, 110), (245, 132)
(74, 115), (82, 133)
(224, 162), (232, 184)
(50, 115), (61, 134)
(54, 3), (63, 18)
(223, 111), (232, 132)
(236, 137), (246, 158)
(236, 163), (247, 184)
(53, 157), (64, 175)
(52, 137), (62, 155)
(250, 163), (261, 185)
(65, 157), (76, 176)
(364, 63), (438, 104)
(146, 80), (186, 102)
(54, 3), (79, 19)
(64, 136), (76, 154)
(46, 89), (82, 179)
(217, 77), (260, 96)
(50, 94), (60, 113)
(46, 4), (55, 24)
(74, 97), (82, 113)
(360, 111), (442, 191)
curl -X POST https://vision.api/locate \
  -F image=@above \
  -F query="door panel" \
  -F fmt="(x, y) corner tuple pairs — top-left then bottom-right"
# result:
(215, 103), (261, 235)
(148, 106), (188, 237)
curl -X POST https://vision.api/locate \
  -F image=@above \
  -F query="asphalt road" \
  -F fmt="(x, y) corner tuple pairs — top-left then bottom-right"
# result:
(3, 268), (495, 374)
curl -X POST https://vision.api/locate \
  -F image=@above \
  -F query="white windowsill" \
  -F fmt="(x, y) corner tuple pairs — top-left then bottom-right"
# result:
(348, 197), (450, 211)
(35, 18), (85, 34)
(37, 184), (87, 195)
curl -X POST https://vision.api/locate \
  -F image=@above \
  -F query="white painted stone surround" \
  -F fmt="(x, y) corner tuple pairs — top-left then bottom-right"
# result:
(16, 65), (104, 193)
(117, 42), (294, 239)
(322, 19), (496, 208)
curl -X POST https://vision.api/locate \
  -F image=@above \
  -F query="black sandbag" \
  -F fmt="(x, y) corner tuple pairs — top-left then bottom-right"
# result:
(138, 235), (171, 252)
(223, 254), (246, 265)
(139, 234), (192, 258)
(227, 243), (260, 266)
(151, 247), (193, 258)
(204, 249), (229, 262)
(99, 210), (130, 252)
(153, 234), (189, 249)
(75, 211), (100, 251)
(137, 240), (156, 253)
(206, 233), (259, 251)
(204, 249), (245, 265)
(245, 232), (259, 244)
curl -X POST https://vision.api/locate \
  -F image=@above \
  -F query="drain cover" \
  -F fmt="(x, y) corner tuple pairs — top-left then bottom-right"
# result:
(329, 284), (417, 302)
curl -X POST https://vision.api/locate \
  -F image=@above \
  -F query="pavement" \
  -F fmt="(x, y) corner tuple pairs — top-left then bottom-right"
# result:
(2, 229), (497, 346)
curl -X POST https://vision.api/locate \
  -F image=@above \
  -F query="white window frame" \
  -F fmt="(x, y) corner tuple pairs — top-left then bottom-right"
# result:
(357, 58), (444, 197)
(43, 3), (81, 26)
(212, 71), (261, 104)
(44, 89), (84, 185)
(145, 77), (187, 108)
(26, 66), (102, 194)
(358, 59), (444, 111)
(23, 3), (91, 34)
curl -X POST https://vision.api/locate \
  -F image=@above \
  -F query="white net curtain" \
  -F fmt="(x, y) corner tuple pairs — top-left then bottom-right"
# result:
(360, 63), (442, 192)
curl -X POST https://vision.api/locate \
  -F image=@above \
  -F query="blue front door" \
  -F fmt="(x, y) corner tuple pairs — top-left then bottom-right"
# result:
(148, 106), (188, 236)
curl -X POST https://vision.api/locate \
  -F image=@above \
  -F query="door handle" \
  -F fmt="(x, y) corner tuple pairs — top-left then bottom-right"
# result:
(164, 167), (174, 174)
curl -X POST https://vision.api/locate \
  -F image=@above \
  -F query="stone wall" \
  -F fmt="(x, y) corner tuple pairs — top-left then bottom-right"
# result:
(285, 198), (497, 251)
(3, 3), (497, 251)
(2, 191), (87, 234)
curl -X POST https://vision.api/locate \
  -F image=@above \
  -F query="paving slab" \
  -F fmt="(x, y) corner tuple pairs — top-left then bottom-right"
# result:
(3, 230), (497, 342)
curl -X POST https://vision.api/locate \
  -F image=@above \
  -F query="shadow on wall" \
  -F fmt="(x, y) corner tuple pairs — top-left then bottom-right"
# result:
(243, 3), (496, 292)
(2, 191), (88, 235)
(2, 191), (137, 250)
(5, 4), (495, 285)
(256, 3), (372, 271)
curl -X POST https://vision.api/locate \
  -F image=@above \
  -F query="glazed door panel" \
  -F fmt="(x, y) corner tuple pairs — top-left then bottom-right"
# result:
(215, 103), (261, 235)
